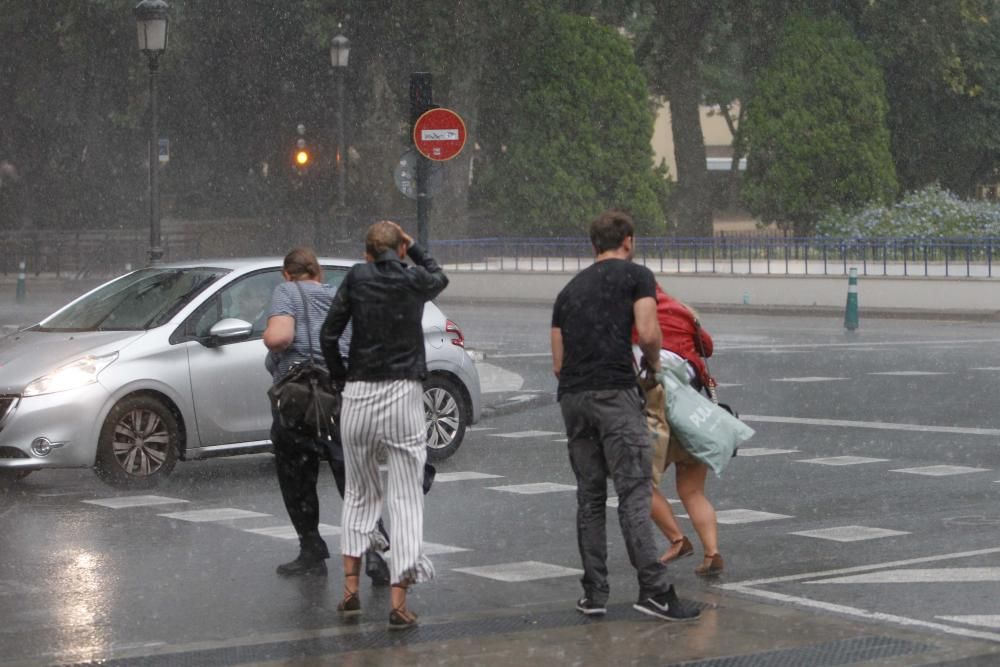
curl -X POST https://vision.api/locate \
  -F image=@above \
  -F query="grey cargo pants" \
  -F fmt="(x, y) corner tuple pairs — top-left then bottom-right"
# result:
(560, 387), (673, 604)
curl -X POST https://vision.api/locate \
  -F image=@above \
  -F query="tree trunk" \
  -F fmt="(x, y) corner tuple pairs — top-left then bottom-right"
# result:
(669, 87), (713, 236)
(655, 1), (714, 237)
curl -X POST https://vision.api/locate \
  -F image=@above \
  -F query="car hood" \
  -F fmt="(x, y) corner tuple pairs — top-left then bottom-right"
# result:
(0, 330), (145, 393)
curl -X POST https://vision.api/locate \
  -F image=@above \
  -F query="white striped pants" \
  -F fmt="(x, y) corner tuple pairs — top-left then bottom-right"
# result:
(340, 379), (434, 585)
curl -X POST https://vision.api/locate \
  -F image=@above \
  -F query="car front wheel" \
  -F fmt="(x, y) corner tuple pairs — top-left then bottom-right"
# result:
(423, 375), (468, 462)
(0, 469), (31, 486)
(95, 394), (180, 488)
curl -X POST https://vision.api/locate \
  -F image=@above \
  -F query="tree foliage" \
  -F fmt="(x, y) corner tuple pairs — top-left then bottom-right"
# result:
(472, 9), (666, 235)
(741, 12), (897, 234)
(3, 1), (1000, 239)
(851, 0), (1000, 196)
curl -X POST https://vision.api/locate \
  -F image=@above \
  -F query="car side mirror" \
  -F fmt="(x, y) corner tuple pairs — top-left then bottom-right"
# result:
(206, 318), (253, 346)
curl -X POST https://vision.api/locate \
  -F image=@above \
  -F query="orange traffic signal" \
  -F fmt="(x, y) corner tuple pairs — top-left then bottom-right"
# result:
(295, 149), (311, 167)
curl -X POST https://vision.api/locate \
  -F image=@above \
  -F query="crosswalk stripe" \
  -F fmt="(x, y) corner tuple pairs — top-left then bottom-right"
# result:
(806, 567), (1000, 585)
(742, 414), (1000, 437)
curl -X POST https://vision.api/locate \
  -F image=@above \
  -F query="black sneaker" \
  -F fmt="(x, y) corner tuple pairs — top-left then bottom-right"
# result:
(633, 586), (700, 622)
(365, 550), (391, 586)
(275, 554), (328, 577)
(575, 597), (607, 616)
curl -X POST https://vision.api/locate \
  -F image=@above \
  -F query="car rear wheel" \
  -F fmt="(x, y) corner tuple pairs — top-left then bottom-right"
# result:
(423, 375), (467, 462)
(95, 394), (180, 489)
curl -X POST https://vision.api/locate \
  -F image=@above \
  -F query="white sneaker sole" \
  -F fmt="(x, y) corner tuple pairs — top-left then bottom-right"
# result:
(632, 602), (700, 622)
(576, 606), (607, 616)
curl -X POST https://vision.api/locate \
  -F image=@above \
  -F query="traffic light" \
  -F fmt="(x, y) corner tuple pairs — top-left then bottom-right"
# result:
(292, 123), (312, 175)
(294, 141), (311, 170)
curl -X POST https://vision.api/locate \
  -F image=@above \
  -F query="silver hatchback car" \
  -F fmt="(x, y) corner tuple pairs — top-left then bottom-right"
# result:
(0, 259), (481, 488)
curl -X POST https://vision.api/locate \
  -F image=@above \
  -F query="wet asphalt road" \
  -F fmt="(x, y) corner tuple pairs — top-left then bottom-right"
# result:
(4, 302), (1000, 665)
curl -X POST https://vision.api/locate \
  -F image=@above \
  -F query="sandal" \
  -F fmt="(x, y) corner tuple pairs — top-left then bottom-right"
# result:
(388, 583), (418, 630)
(337, 563), (362, 616)
(660, 535), (694, 563)
(695, 553), (724, 577)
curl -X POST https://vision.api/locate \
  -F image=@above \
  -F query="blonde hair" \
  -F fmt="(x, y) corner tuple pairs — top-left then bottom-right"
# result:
(365, 220), (405, 257)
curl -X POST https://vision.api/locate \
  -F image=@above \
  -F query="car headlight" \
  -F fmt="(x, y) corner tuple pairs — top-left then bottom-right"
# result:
(22, 352), (119, 397)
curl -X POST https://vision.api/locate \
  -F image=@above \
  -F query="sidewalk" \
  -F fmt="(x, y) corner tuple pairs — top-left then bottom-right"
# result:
(32, 587), (999, 666)
(4, 269), (1000, 323)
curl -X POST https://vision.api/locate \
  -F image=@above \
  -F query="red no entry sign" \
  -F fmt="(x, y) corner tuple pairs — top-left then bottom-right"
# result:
(413, 108), (467, 161)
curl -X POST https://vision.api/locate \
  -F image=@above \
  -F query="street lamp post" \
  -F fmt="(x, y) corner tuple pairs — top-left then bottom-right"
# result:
(330, 35), (350, 232)
(134, 0), (169, 265)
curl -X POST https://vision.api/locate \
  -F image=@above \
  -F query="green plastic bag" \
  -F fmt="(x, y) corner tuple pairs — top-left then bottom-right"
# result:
(655, 360), (755, 476)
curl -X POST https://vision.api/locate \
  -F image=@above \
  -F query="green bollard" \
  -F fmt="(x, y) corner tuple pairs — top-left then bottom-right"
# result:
(15, 260), (26, 304)
(844, 267), (859, 331)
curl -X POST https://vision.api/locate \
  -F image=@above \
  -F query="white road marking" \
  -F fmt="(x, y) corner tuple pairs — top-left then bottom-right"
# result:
(936, 615), (1000, 630)
(677, 509), (792, 524)
(736, 448), (800, 457)
(475, 362), (525, 393)
(891, 465), (991, 477)
(489, 430), (562, 439)
(972, 367), (1000, 371)
(806, 567), (1000, 585)
(721, 547), (1000, 643)
(717, 337), (1000, 352)
(434, 471), (503, 483)
(723, 547), (1000, 589)
(790, 526), (909, 542)
(467, 426), (496, 432)
(771, 377), (849, 383)
(383, 541), (470, 558)
(723, 585), (1000, 643)
(417, 541), (470, 556)
(488, 482), (576, 495)
(797, 456), (889, 466)
(158, 508), (271, 522)
(742, 414), (1000, 437)
(868, 371), (948, 376)
(607, 496), (679, 509)
(83, 495), (189, 509)
(243, 524), (341, 540)
(453, 561), (582, 582)
(715, 383), (743, 388)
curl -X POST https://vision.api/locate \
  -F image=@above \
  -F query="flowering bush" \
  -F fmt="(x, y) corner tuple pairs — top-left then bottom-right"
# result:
(816, 185), (1000, 239)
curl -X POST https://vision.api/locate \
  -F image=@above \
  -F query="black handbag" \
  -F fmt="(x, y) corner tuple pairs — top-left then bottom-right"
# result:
(267, 282), (340, 440)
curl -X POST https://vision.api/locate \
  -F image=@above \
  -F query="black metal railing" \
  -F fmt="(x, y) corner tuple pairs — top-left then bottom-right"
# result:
(430, 236), (1000, 278)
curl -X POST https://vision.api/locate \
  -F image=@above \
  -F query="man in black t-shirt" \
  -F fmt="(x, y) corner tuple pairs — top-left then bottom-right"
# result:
(551, 210), (700, 623)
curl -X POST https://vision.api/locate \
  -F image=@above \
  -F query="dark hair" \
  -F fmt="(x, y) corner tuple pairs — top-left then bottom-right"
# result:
(283, 246), (321, 280)
(589, 210), (635, 253)
(365, 220), (404, 257)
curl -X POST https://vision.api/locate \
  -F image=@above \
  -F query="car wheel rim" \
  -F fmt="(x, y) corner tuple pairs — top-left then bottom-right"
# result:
(424, 387), (460, 450)
(112, 409), (170, 477)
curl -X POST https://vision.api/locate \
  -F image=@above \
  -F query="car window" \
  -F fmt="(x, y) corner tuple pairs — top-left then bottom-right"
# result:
(321, 266), (348, 290)
(189, 270), (283, 339)
(37, 268), (228, 332)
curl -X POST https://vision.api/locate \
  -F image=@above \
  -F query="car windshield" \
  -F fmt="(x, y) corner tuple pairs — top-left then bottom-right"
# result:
(35, 268), (229, 332)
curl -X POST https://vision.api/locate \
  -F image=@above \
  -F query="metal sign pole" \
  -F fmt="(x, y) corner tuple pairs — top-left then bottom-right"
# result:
(410, 72), (433, 249)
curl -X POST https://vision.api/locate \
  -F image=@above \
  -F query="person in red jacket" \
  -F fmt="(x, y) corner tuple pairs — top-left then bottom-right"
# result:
(633, 284), (723, 576)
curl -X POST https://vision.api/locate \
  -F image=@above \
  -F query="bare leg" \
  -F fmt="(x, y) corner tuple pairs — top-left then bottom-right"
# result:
(342, 555), (361, 598)
(676, 461), (718, 558)
(650, 483), (687, 561)
(391, 583), (408, 610)
(337, 555), (362, 615)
